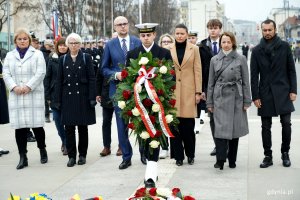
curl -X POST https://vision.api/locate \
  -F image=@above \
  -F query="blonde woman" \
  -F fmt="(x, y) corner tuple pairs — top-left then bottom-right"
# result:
(3, 28), (47, 169)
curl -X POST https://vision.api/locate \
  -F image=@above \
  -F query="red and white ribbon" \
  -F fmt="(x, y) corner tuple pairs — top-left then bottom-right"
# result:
(134, 66), (174, 138)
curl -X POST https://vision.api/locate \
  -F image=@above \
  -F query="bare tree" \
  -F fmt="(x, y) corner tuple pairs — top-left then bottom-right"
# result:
(0, 0), (39, 32)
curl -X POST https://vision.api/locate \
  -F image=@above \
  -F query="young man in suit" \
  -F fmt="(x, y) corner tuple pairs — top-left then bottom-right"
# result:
(127, 23), (172, 188)
(102, 16), (142, 170)
(199, 19), (222, 156)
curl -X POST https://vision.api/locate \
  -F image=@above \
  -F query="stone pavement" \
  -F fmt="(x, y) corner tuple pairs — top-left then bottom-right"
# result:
(0, 105), (299, 200)
(0, 62), (299, 200)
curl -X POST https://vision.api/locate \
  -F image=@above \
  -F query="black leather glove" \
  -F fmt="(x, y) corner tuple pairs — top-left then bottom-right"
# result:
(89, 100), (97, 108)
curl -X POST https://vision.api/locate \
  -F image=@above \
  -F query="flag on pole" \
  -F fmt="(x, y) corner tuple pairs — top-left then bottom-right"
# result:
(52, 10), (61, 41)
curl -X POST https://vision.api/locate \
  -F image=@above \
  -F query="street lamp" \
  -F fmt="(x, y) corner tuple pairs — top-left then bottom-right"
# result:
(6, 0), (11, 51)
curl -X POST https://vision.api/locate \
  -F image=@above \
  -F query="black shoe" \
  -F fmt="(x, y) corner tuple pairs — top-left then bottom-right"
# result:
(45, 116), (51, 123)
(119, 160), (131, 169)
(40, 149), (48, 164)
(144, 178), (155, 188)
(176, 160), (183, 166)
(140, 154), (147, 165)
(188, 157), (194, 165)
(67, 158), (76, 167)
(214, 160), (224, 170)
(27, 136), (36, 142)
(0, 149), (9, 154)
(281, 152), (291, 167)
(78, 156), (86, 165)
(229, 162), (236, 168)
(260, 156), (273, 168)
(0, 152), (2, 156)
(16, 154), (28, 170)
(210, 147), (216, 156)
(200, 119), (204, 124)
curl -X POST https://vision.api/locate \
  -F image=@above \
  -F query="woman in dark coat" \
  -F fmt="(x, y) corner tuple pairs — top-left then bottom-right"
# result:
(44, 37), (68, 155)
(55, 33), (96, 167)
(0, 59), (10, 157)
(206, 32), (251, 170)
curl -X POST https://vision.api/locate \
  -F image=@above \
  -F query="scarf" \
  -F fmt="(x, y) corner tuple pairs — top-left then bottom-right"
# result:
(259, 34), (281, 58)
(16, 47), (29, 59)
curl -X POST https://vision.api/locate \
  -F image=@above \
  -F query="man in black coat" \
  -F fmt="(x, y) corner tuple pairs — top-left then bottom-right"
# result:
(126, 23), (172, 188)
(242, 42), (249, 59)
(251, 19), (297, 168)
(199, 19), (222, 156)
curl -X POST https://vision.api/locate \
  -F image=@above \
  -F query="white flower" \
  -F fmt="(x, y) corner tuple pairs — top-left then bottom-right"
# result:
(96, 55), (100, 59)
(140, 131), (150, 140)
(167, 197), (181, 200)
(136, 84), (142, 93)
(138, 57), (149, 65)
(52, 53), (59, 59)
(131, 107), (140, 116)
(165, 114), (173, 123)
(152, 104), (160, 112)
(149, 140), (160, 148)
(159, 65), (168, 74)
(157, 188), (172, 197)
(118, 101), (126, 109)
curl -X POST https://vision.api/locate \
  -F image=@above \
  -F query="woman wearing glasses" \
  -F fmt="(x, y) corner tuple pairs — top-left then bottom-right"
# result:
(3, 28), (48, 169)
(55, 33), (96, 167)
(158, 34), (174, 50)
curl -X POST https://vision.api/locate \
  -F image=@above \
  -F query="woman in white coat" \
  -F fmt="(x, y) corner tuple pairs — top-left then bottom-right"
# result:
(3, 28), (48, 169)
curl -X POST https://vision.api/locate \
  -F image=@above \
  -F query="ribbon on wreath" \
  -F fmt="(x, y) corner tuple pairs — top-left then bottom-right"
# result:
(134, 65), (174, 138)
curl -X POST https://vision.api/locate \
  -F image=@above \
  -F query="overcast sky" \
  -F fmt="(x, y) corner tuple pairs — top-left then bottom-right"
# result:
(218, 0), (300, 22)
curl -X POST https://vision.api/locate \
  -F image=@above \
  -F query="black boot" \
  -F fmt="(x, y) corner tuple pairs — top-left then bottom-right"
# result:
(214, 160), (224, 170)
(16, 153), (28, 170)
(40, 149), (48, 164)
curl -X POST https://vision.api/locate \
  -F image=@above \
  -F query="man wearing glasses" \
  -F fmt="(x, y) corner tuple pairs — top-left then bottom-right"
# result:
(102, 16), (141, 170)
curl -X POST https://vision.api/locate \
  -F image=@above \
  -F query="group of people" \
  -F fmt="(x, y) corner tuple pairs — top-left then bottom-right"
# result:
(0, 15), (297, 189)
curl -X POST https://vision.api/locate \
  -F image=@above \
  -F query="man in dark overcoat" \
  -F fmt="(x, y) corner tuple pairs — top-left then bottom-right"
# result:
(251, 19), (297, 168)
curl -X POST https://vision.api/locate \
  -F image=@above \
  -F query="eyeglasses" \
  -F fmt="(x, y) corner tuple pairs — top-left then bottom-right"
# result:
(69, 42), (80, 45)
(115, 22), (128, 27)
(162, 40), (172, 44)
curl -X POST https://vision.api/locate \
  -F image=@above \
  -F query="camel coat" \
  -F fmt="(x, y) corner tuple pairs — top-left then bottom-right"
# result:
(170, 42), (202, 118)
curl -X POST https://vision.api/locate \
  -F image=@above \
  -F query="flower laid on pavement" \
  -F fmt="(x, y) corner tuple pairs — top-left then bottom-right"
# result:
(114, 52), (179, 152)
(8, 193), (52, 200)
(71, 194), (103, 200)
(128, 187), (196, 200)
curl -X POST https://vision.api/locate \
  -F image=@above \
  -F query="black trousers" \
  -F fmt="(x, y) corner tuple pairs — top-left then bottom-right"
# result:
(261, 113), (291, 157)
(170, 118), (195, 161)
(209, 112), (216, 146)
(15, 127), (46, 154)
(102, 106), (114, 148)
(215, 137), (239, 163)
(65, 125), (88, 159)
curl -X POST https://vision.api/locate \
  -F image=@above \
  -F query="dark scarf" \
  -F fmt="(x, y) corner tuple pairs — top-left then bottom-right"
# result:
(176, 40), (187, 65)
(16, 47), (29, 59)
(259, 34), (281, 58)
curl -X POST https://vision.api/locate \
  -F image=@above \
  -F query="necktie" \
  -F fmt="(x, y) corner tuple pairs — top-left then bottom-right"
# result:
(213, 42), (218, 55)
(122, 39), (128, 58)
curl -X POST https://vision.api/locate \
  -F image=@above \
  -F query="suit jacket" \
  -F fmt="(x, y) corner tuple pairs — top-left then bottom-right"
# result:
(101, 36), (141, 98)
(199, 38), (214, 93)
(126, 43), (172, 64)
(170, 41), (202, 118)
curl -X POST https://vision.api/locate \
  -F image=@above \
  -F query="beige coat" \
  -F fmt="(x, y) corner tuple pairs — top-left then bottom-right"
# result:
(170, 42), (202, 118)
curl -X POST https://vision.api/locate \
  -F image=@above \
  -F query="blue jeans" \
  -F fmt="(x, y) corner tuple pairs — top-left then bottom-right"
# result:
(52, 109), (66, 146)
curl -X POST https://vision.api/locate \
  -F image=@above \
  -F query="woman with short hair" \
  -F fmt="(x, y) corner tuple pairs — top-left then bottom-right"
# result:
(206, 31), (251, 170)
(3, 28), (48, 169)
(55, 33), (96, 167)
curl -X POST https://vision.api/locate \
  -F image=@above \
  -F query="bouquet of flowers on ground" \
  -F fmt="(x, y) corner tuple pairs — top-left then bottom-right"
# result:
(70, 194), (103, 200)
(128, 187), (196, 200)
(8, 193), (52, 200)
(114, 52), (178, 152)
